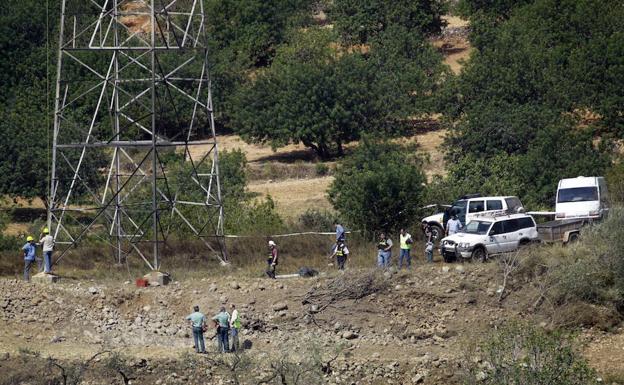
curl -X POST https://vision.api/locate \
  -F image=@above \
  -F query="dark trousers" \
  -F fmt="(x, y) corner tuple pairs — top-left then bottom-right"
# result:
(217, 326), (229, 353)
(192, 327), (205, 353)
(337, 255), (346, 270)
(266, 260), (276, 279)
(24, 260), (36, 281)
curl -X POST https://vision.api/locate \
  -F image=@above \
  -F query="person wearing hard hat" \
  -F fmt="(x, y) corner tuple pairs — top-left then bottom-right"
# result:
(266, 240), (278, 279)
(38, 228), (55, 274)
(22, 236), (37, 281)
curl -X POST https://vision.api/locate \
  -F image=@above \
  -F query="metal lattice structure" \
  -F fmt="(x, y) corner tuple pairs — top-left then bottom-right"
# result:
(49, 0), (227, 269)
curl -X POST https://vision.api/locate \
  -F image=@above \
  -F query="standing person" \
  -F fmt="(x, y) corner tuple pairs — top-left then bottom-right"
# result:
(421, 220), (432, 242)
(446, 214), (463, 236)
(334, 222), (345, 243)
(425, 239), (434, 263)
(230, 304), (241, 352)
(38, 228), (54, 274)
(266, 240), (278, 279)
(329, 240), (349, 270)
(185, 305), (206, 354)
(376, 233), (393, 268)
(398, 228), (413, 269)
(212, 306), (230, 353)
(22, 236), (37, 281)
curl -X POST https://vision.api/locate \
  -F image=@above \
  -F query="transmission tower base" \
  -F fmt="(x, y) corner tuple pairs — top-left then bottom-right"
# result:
(32, 272), (61, 284)
(143, 271), (171, 286)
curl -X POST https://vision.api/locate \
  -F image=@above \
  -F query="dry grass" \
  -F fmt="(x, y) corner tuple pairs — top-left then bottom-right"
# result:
(248, 177), (334, 219)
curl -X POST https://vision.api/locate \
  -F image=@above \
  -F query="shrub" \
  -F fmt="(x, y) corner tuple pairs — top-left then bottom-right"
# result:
(315, 163), (330, 176)
(298, 208), (339, 232)
(606, 162), (624, 205)
(328, 138), (426, 232)
(464, 321), (599, 385)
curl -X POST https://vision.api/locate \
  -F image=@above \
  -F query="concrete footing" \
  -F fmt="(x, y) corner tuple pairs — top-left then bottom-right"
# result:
(143, 271), (170, 286)
(32, 272), (60, 284)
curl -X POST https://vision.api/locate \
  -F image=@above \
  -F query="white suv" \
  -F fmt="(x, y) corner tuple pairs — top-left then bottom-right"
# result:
(440, 214), (538, 262)
(422, 195), (525, 242)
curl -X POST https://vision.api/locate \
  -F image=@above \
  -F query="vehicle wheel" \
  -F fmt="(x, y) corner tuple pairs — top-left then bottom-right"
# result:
(519, 238), (530, 247)
(430, 225), (444, 243)
(567, 233), (580, 243)
(471, 247), (487, 263)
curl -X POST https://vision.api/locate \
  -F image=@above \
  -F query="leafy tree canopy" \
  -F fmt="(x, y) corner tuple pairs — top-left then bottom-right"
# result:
(328, 138), (426, 232)
(439, 0), (622, 207)
(231, 27), (447, 158)
(329, 0), (447, 45)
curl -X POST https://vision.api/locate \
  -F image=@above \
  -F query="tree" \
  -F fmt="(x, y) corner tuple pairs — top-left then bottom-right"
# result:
(231, 27), (447, 158)
(329, 0), (447, 45)
(205, 0), (312, 129)
(328, 138), (426, 232)
(440, 0), (622, 207)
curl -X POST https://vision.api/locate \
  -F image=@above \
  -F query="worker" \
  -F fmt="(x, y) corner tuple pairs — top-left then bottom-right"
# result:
(329, 240), (349, 270)
(38, 228), (55, 274)
(266, 240), (278, 279)
(334, 222), (345, 243)
(229, 304), (241, 352)
(212, 306), (230, 353)
(186, 305), (207, 354)
(421, 220), (433, 242)
(425, 238), (434, 263)
(376, 233), (393, 268)
(22, 236), (37, 281)
(398, 228), (413, 269)
(446, 214), (463, 236)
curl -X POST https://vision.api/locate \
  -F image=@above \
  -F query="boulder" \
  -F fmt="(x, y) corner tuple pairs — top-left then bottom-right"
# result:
(272, 302), (288, 311)
(342, 331), (358, 340)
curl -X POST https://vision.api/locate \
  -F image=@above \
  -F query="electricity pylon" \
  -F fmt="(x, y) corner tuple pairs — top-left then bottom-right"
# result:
(49, 0), (227, 270)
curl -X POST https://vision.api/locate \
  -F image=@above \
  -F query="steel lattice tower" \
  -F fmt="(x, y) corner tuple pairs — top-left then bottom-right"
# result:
(50, 0), (227, 269)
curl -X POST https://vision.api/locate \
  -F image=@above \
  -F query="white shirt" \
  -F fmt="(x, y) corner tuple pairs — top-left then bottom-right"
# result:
(447, 219), (462, 234)
(230, 309), (239, 328)
(39, 235), (55, 252)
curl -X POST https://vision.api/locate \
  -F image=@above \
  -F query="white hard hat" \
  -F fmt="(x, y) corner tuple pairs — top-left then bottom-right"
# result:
(268, 240), (276, 246)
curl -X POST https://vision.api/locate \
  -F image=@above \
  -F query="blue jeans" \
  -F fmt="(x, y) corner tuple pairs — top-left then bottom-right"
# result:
(399, 249), (411, 268)
(425, 249), (433, 263)
(230, 327), (239, 351)
(218, 326), (229, 353)
(43, 251), (52, 273)
(24, 259), (36, 281)
(192, 327), (205, 353)
(377, 251), (391, 268)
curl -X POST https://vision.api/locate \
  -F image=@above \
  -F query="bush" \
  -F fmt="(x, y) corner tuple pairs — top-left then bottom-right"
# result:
(315, 163), (330, 176)
(298, 208), (339, 232)
(606, 162), (624, 205)
(464, 321), (598, 385)
(328, 138), (426, 232)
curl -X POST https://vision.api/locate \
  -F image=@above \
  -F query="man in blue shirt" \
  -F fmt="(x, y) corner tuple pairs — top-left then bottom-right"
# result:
(185, 305), (206, 353)
(22, 236), (37, 281)
(334, 222), (345, 242)
(212, 306), (230, 353)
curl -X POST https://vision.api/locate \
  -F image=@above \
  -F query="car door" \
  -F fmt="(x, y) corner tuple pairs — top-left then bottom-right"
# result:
(487, 221), (506, 254)
(467, 200), (485, 223)
(501, 219), (521, 251)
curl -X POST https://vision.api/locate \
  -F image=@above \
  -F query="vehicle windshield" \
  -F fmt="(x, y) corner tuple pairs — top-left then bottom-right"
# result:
(463, 220), (492, 235)
(449, 200), (467, 216)
(557, 187), (598, 203)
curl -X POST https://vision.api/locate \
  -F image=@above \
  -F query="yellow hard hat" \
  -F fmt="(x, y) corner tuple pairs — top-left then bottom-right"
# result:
(43, 228), (49, 234)
(26, 236), (34, 242)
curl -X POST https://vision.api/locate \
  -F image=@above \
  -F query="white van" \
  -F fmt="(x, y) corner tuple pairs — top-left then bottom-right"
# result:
(422, 195), (525, 241)
(555, 176), (609, 220)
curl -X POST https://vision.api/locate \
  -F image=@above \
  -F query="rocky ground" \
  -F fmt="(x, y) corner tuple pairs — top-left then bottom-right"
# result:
(0, 263), (622, 384)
